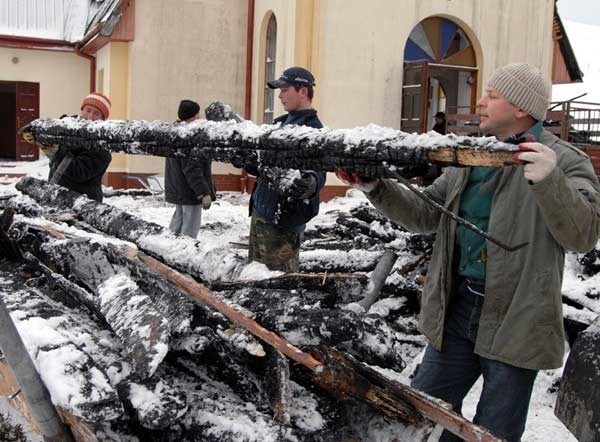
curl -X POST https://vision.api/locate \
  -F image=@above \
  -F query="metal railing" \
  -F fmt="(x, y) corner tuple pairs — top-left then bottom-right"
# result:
(546, 100), (600, 146)
(443, 102), (600, 146)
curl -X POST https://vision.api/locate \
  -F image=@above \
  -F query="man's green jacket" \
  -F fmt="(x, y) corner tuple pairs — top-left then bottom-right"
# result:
(366, 129), (600, 369)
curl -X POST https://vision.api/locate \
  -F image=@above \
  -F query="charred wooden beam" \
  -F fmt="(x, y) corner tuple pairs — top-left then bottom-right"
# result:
(0, 266), (124, 423)
(211, 272), (367, 298)
(311, 347), (505, 442)
(555, 318), (600, 442)
(24, 114), (521, 178)
(359, 250), (398, 310)
(15, 176), (247, 283)
(0, 208), (22, 261)
(28, 238), (171, 380)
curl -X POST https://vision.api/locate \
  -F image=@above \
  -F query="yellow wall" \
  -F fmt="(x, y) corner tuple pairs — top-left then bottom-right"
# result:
(0, 47), (89, 118)
(293, 0), (322, 106)
(252, 0), (298, 122)
(96, 42), (131, 172)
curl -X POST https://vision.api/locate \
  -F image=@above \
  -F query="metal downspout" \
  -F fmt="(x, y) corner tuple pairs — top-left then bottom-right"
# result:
(242, 0), (255, 193)
(74, 23), (105, 93)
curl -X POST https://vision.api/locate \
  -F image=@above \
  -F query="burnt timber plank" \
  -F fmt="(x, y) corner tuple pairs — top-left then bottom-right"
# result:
(24, 116), (521, 178)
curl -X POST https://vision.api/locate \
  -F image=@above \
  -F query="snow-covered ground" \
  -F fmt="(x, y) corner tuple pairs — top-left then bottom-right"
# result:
(1, 158), (596, 441)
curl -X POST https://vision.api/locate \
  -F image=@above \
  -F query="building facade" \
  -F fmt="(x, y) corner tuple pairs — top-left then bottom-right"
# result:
(0, 0), (579, 199)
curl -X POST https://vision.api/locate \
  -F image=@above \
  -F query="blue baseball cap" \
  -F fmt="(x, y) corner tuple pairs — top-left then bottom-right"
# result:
(267, 67), (315, 89)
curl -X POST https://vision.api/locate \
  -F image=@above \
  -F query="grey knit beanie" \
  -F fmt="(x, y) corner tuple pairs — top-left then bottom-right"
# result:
(487, 63), (551, 121)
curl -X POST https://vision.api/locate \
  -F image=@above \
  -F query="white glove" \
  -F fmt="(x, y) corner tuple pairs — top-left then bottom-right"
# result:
(40, 144), (59, 159)
(516, 142), (557, 184)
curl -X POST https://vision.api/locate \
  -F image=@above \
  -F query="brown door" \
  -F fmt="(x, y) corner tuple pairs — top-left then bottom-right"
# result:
(15, 82), (40, 161)
(401, 61), (429, 134)
(0, 82), (16, 158)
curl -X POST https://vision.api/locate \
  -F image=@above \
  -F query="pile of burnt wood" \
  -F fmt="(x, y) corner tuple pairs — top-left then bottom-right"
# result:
(2, 173), (600, 441)
(0, 176), (438, 441)
(3, 107), (600, 439)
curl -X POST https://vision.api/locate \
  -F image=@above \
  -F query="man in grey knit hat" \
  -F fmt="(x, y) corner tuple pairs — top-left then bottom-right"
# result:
(336, 63), (600, 441)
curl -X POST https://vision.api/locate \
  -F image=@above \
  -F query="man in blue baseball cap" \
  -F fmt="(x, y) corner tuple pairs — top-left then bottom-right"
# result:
(237, 66), (325, 272)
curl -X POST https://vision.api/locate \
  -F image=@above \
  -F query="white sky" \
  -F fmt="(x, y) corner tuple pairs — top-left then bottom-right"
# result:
(557, 0), (600, 26)
(552, 20), (600, 103)
(552, 1), (600, 103)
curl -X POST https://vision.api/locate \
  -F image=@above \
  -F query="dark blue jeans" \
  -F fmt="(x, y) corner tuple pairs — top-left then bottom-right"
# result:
(411, 279), (538, 442)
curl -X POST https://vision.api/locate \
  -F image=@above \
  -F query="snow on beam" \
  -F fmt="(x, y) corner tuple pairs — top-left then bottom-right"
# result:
(24, 116), (521, 178)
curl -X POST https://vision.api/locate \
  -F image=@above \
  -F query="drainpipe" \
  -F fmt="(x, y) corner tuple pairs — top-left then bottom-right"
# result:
(242, 0), (255, 193)
(74, 44), (96, 93)
(74, 22), (105, 93)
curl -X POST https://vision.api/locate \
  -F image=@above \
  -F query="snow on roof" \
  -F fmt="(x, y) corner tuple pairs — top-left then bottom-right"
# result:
(552, 20), (600, 103)
(0, 0), (121, 43)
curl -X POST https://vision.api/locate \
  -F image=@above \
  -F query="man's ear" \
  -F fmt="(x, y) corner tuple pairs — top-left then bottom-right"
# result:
(515, 109), (532, 121)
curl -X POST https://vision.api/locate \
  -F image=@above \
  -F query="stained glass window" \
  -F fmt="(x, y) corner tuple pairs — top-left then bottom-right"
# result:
(404, 17), (475, 67)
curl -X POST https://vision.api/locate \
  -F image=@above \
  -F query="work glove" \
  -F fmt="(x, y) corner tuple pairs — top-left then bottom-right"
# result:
(39, 144), (59, 159)
(289, 172), (317, 199)
(22, 131), (35, 144)
(23, 130), (59, 158)
(200, 195), (212, 210)
(335, 168), (379, 193)
(514, 141), (557, 184)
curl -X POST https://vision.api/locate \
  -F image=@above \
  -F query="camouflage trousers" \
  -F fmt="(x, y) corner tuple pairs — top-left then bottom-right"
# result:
(249, 213), (302, 273)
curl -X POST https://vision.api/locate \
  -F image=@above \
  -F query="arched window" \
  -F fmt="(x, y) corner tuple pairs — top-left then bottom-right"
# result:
(263, 14), (277, 124)
(401, 17), (479, 133)
(404, 17), (475, 67)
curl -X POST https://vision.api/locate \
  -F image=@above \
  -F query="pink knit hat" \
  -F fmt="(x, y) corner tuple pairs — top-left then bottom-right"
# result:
(81, 92), (111, 119)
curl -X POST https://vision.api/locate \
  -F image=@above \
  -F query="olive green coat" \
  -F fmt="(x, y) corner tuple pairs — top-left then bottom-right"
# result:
(366, 130), (600, 369)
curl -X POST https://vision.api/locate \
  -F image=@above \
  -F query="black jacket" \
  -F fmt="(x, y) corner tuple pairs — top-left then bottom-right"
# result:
(248, 108), (326, 229)
(165, 157), (216, 205)
(49, 147), (111, 203)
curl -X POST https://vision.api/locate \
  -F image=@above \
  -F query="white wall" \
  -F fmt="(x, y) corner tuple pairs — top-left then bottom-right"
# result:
(316, 0), (554, 129)
(125, 0), (249, 174)
(129, 0), (248, 121)
(0, 47), (89, 117)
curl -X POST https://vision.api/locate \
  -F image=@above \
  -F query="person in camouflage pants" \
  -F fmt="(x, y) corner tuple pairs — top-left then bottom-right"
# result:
(248, 213), (301, 272)
(239, 66), (326, 272)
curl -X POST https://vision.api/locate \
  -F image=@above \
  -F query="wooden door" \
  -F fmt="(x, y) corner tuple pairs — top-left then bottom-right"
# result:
(15, 82), (40, 161)
(401, 61), (429, 133)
